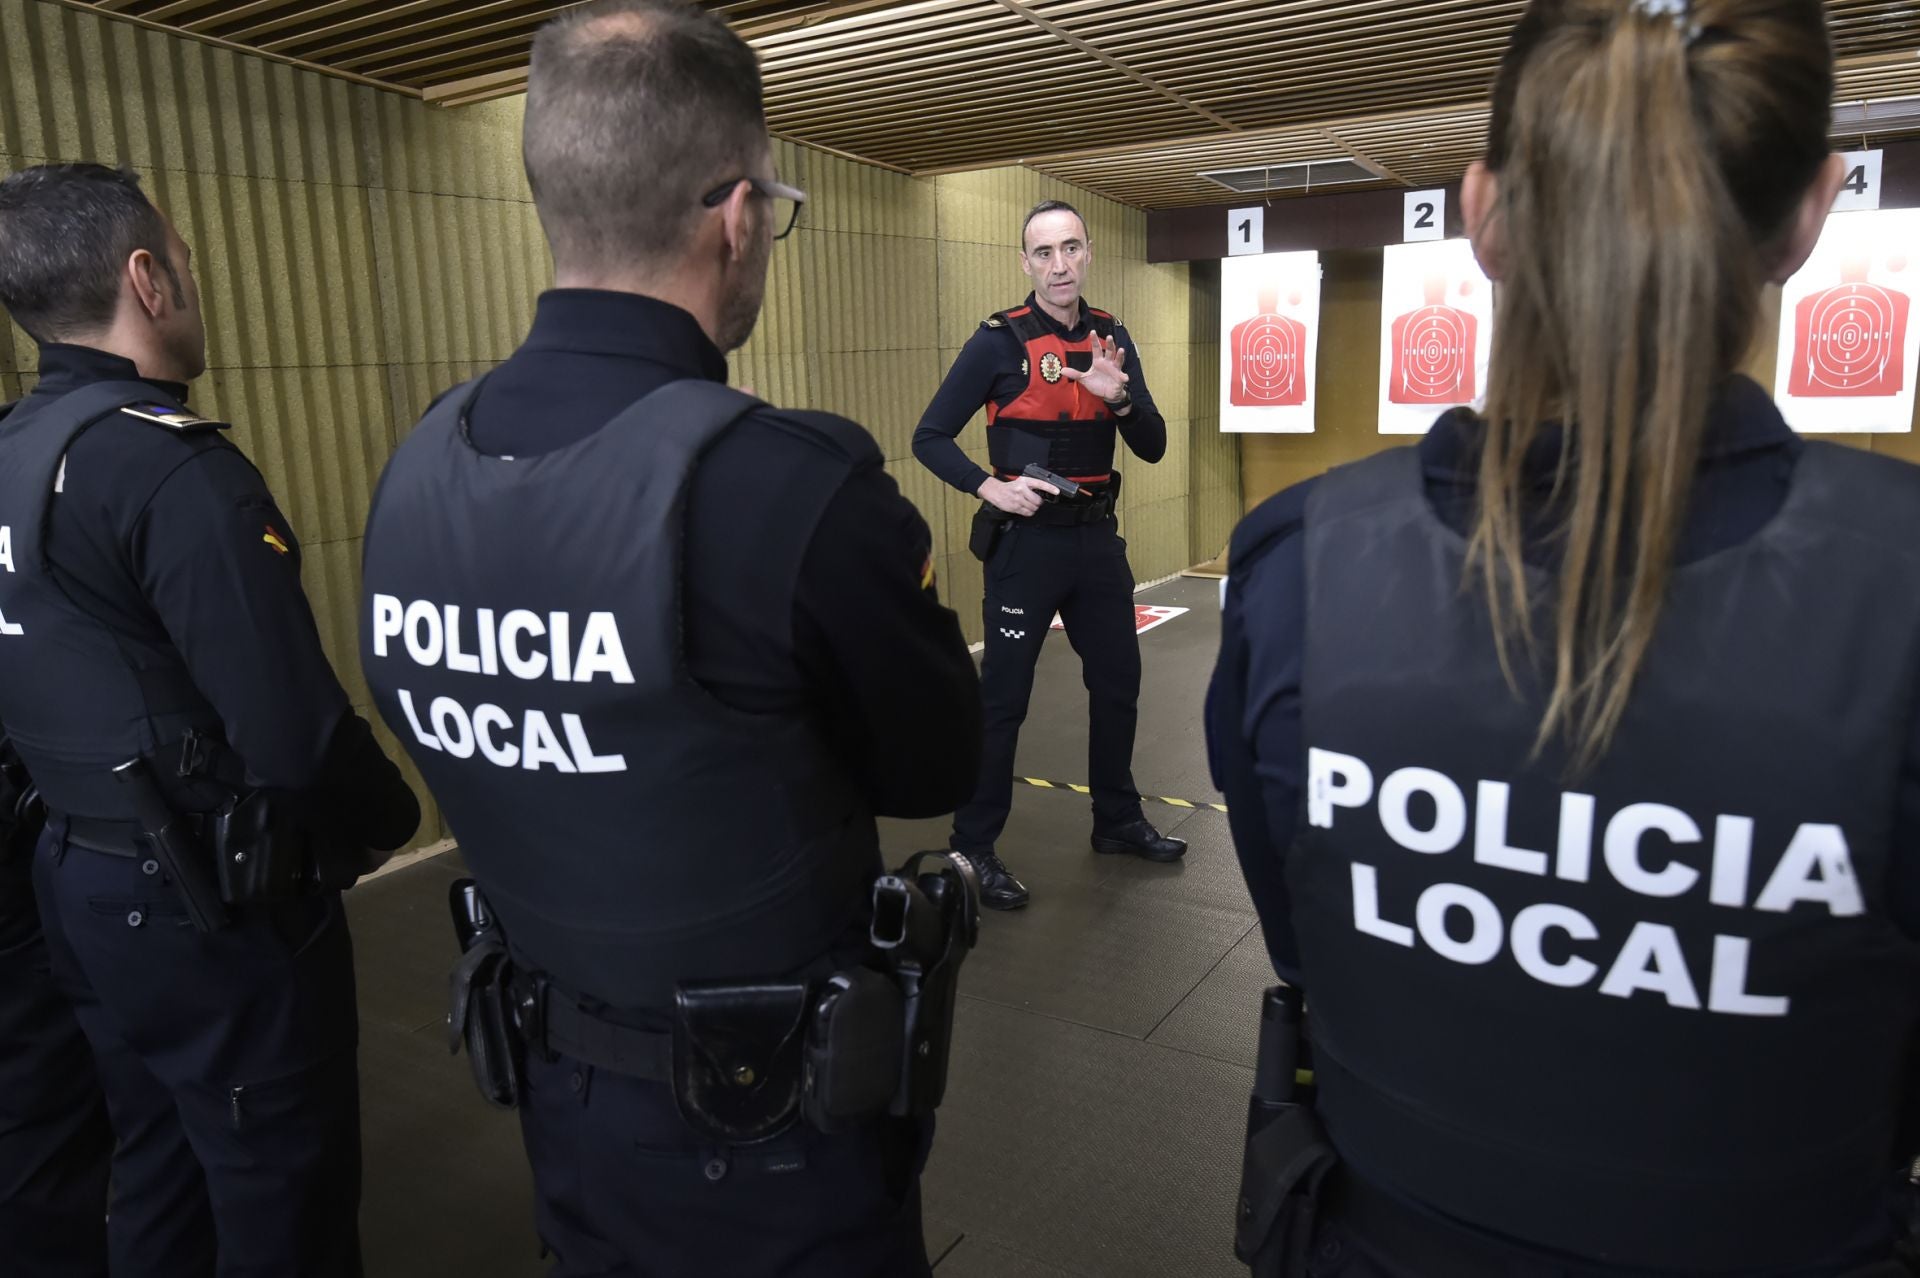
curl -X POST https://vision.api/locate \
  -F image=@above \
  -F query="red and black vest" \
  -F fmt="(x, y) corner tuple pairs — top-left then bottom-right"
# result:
(985, 305), (1121, 487)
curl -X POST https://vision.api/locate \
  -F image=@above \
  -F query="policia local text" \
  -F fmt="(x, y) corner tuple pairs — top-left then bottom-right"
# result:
(371, 595), (631, 774)
(1311, 748), (1864, 1018)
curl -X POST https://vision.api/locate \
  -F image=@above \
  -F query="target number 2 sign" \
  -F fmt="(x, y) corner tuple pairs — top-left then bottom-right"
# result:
(1832, 151), (1883, 213)
(1404, 190), (1446, 243)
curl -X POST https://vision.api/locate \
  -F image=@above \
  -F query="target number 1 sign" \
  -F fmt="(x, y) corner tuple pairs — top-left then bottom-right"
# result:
(1404, 190), (1446, 243)
(1228, 207), (1265, 257)
(1832, 151), (1883, 213)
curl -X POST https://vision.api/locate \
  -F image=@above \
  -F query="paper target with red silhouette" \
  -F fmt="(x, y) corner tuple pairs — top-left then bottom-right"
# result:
(1378, 239), (1495, 435)
(1220, 251), (1322, 433)
(1774, 209), (1920, 433)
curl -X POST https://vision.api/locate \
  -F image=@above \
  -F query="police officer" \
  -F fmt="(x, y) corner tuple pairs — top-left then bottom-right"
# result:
(913, 200), (1186, 910)
(0, 163), (421, 1276)
(358, 3), (982, 1274)
(1209, 1), (1920, 1273)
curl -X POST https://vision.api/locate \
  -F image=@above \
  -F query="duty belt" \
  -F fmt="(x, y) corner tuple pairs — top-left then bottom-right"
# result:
(515, 973), (673, 1083)
(1025, 491), (1116, 526)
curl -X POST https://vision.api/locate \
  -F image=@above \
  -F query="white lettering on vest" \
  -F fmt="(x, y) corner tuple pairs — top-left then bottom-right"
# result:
(1510, 904), (1600, 988)
(1598, 922), (1702, 1010)
(474, 704), (518, 768)
(572, 613), (634, 685)
(1603, 803), (1702, 899)
(521, 709), (577, 773)
(500, 611), (547, 680)
(562, 714), (627, 772)
(1709, 815), (1755, 909)
(1753, 824), (1864, 917)
(372, 594), (402, 658)
(1351, 862), (1414, 947)
(1707, 935), (1789, 1017)
(1555, 792), (1597, 883)
(1475, 781), (1549, 876)
(0, 525), (13, 573)
(1309, 748), (1373, 829)
(444, 606), (481, 675)
(1416, 883), (1503, 965)
(398, 689), (441, 753)
(431, 697), (476, 759)
(404, 600), (444, 667)
(1379, 767), (1467, 854)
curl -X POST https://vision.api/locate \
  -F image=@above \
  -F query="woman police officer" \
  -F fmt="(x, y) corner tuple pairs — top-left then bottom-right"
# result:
(1208, 0), (1920, 1273)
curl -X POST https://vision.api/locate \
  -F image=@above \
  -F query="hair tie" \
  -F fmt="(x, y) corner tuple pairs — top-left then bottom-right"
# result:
(1630, 0), (1703, 43)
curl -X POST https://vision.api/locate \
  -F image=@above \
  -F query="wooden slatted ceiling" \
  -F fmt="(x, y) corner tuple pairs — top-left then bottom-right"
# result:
(55, 0), (1920, 209)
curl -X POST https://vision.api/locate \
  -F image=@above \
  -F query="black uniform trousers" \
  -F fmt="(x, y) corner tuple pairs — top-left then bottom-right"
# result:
(517, 1049), (933, 1277)
(0, 848), (113, 1276)
(33, 823), (363, 1278)
(952, 515), (1144, 854)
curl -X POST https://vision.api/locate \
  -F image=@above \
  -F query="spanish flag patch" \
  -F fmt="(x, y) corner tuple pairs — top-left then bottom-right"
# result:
(263, 525), (291, 556)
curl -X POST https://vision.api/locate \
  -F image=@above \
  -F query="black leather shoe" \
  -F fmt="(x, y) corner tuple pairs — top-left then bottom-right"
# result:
(971, 853), (1031, 910)
(1092, 819), (1187, 863)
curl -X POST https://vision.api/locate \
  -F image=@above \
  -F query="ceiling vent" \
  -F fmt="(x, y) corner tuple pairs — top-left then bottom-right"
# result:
(1833, 95), (1920, 139)
(1198, 158), (1383, 195)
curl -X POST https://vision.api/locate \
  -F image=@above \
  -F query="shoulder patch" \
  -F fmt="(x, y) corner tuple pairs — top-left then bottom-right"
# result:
(118, 403), (229, 433)
(984, 316), (1006, 329)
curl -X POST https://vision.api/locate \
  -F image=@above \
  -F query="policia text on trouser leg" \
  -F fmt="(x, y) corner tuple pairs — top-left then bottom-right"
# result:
(447, 851), (980, 1277)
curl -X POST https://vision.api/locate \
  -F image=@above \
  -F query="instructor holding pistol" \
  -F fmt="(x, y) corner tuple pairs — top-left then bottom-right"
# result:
(913, 200), (1185, 911)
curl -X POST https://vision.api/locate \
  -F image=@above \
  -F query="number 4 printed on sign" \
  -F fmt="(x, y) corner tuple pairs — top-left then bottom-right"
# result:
(1833, 150), (1882, 212)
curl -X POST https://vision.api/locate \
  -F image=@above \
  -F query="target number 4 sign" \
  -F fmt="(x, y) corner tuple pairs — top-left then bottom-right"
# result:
(1833, 151), (1883, 213)
(1404, 190), (1446, 243)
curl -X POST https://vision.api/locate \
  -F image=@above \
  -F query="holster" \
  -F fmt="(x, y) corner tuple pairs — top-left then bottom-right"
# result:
(803, 967), (906, 1132)
(212, 790), (388, 903)
(672, 981), (811, 1145)
(446, 879), (525, 1109)
(969, 503), (1012, 562)
(872, 850), (980, 1117)
(1235, 1099), (1337, 1275)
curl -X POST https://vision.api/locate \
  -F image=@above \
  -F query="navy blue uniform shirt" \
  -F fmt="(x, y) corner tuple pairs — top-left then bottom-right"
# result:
(465, 289), (980, 819)
(8, 343), (417, 849)
(1206, 376), (1920, 978)
(911, 293), (1168, 494)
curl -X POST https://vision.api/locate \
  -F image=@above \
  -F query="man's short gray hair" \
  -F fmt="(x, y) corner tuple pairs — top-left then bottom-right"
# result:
(523, 0), (768, 272)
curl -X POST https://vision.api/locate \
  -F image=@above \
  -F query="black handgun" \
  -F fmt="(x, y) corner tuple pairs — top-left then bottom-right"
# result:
(1020, 463), (1081, 500)
(114, 756), (228, 933)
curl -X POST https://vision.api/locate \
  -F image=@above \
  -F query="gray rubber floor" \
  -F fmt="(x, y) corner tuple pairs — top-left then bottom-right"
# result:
(352, 575), (1264, 1276)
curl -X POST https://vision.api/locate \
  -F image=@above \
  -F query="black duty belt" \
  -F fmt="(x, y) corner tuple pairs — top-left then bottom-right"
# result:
(522, 976), (673, 1084)
(60, 815), (147, 858)
(1025, 493), (1116, 527)
(1322, 1170), (1539, 1278)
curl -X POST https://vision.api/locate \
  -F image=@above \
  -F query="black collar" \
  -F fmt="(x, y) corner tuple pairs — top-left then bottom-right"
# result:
(1022, 293), (1101, 340)
(521, 289), (730, 383)
(1420, 375), (1799, 484)
(31, 343), (190, 403)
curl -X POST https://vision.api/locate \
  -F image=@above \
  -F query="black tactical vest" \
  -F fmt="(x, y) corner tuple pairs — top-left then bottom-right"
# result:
(1290, 445), (1920, 1271)
(0, 382), (230, 818)
(361, 380), (880, 1011)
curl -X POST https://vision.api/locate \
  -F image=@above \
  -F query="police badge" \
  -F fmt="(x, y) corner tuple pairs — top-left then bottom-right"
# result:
(1039, 353), (1064, 384)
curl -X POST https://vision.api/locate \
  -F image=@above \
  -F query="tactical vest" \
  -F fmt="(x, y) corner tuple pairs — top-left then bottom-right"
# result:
(0, 382), (231, 818)
(986, 305), (1121, 486)
(360, 380), (880, 1012)
(1289, 445), (1920, 1271)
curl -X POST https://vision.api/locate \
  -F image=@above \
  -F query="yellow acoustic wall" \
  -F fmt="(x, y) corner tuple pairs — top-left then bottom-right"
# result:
(734, 146), (1196, 645)
(0, 0), (1203, 843)
(0, 0), (553, 847)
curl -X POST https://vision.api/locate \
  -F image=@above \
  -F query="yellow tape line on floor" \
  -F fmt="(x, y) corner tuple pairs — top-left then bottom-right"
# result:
(1017, 776), (1228, 815)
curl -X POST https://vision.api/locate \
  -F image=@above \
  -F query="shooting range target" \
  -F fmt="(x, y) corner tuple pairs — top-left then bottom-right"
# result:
(1775, 209), (1920, 431)
(1237, 314), (1305, 403)
(1796, 283), (1905, 396)
(1393, 304), (1475, 402)
(1220, 250), (1322, 432)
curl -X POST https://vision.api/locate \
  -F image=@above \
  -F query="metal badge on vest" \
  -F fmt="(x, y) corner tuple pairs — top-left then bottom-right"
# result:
(986, 305), (1124, 487)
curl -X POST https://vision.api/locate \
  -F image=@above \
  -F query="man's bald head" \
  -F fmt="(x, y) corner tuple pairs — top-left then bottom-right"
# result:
(523, 0), (767, 275)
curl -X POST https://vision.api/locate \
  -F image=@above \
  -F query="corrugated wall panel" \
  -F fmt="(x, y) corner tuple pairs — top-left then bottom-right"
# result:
(5, 0), (1211, 835)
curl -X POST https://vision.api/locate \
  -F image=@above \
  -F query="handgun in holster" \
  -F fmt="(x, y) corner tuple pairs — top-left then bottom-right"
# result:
(446, 878), (526, 1109)
(1235, 986), (1338, 1275)
(209, 789), (389, 901)
(793, 850), (980, 1134)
